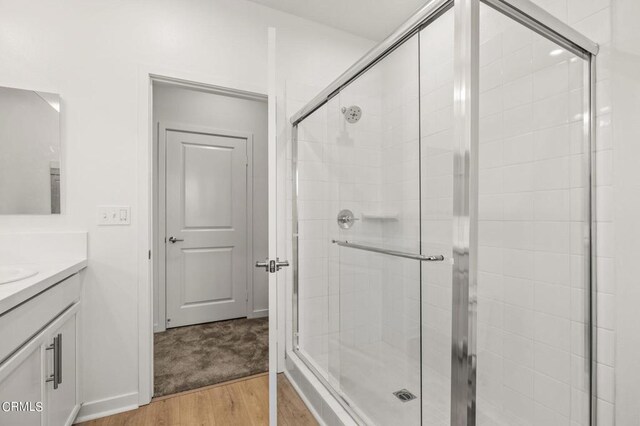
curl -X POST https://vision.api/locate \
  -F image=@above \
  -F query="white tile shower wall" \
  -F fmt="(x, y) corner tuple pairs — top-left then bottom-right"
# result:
(296, 20), (455, 425)
(293, 70), (387, 371)
(476, 1), (614, 425)
(295, 104), (331, 370)
(419, 10), (455, 424)
(376, 36), (422, 361)
(291, 36), (428, 425)
(330, 70), (386, 357)
(543, 1), (615, 422)
(292, 35), (425, 359)
(527, 1), (615, 424)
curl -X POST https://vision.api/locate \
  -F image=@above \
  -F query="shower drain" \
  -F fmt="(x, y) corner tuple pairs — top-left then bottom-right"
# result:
(393, 389), (417, 402)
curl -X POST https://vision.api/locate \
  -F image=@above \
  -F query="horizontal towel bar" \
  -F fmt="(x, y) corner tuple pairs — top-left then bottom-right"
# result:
(331, 240), (445, 262)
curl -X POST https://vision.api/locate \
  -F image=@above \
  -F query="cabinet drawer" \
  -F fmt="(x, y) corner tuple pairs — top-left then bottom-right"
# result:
(0, 274), (80, 364)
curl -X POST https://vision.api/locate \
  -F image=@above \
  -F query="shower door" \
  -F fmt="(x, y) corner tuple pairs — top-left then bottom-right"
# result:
(419, 9), (456, 426)
(327, 35), (424, 426)
(292, 0), (595, 425)
(294, 6), (456, 425)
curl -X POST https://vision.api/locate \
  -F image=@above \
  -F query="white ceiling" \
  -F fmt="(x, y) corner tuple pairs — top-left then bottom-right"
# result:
(246, 0), (427, 41)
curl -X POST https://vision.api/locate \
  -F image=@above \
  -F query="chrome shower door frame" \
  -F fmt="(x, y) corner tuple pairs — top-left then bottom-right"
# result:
(290, 0), (598, 424)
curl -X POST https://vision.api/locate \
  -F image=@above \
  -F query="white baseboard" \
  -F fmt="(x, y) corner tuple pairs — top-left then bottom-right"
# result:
(74, 391), (139, 424)
(153, 321), (166, 333)
(65, 404), (81, 426)
(248, 308), (268, 319)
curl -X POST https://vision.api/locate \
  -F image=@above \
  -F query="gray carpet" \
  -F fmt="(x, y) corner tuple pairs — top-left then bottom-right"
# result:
(154, 317), (268, 397)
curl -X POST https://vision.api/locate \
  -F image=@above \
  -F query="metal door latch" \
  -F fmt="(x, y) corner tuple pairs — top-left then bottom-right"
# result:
(274, 258), (289, 271)
(255, 258), (289, 273)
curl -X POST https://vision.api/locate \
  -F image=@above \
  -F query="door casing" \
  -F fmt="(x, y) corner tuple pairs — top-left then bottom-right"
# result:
(138, 72), (274, 406)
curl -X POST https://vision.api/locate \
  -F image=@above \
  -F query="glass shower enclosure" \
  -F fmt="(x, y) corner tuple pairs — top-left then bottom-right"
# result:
(291, 0), (598, 424)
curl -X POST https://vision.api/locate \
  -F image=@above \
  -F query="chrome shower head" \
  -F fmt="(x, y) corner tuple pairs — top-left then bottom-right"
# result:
(341, 105), (362, 123)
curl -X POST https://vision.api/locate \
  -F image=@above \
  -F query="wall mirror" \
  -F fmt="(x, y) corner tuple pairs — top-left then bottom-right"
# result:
(0, 85), (61, 214)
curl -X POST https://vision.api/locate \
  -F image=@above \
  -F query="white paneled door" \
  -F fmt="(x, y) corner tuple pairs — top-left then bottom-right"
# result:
(165, 127), (248, 328)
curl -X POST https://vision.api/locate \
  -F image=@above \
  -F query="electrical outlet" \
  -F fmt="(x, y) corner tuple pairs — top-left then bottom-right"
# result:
(97, 206), (131, 225)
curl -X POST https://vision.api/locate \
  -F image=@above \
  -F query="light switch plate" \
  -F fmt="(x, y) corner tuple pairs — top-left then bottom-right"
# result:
(97, 206), (130, 225)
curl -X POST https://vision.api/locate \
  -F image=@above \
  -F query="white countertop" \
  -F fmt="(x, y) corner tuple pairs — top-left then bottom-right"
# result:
(0, 259), (87, 315)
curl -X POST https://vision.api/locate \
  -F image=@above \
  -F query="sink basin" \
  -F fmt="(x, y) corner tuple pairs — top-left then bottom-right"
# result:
(0, 266), (38, 284)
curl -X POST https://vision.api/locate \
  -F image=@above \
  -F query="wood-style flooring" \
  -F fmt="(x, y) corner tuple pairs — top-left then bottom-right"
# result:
(77, 373), (318, 426)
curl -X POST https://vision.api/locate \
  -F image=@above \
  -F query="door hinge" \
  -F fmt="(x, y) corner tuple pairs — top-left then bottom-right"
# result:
(148, 250), (151, 260)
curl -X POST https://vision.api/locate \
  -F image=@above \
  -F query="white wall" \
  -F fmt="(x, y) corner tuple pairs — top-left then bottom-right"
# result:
(152, 83), (269, 325)
(0, 0), (373, 419)
(611, 0), (640, 424)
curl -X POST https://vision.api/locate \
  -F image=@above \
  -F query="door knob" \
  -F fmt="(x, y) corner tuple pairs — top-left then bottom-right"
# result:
(168, 236), (184, 243)
(255, 259), (269, 272)
(255, 258), (289, 273)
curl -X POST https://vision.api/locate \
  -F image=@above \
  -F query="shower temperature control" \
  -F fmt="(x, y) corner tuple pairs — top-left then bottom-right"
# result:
(337, 209), (359, 229)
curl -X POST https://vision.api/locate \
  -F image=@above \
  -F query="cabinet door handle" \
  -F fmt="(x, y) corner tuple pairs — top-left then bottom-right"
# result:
(45, 333), (62, 389)
(57, 333), (62, 385)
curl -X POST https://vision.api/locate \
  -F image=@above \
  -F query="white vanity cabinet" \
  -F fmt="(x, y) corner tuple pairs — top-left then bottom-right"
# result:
(43, 305), (79, 426)
(0, 272), (82, 426)
(0, 339), (43, 425)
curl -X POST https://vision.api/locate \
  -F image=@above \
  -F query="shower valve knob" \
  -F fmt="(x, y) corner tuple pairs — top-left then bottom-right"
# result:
(337, 209), (358, 229)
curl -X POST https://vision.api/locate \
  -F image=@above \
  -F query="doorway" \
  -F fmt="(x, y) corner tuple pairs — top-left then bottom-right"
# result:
(152, 79), (269, 397)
